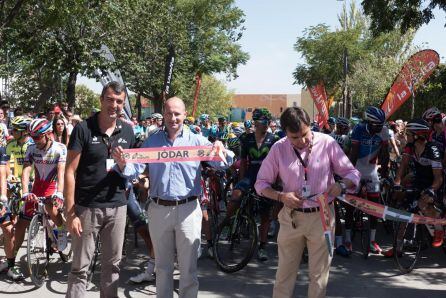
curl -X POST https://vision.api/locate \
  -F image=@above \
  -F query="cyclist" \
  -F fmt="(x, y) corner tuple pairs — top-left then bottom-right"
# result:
(5, 116), (33, 179)
(383, 119), (444, 256)
(422, 107), (446, 163)
(200, 114), (212, 138)
(330, 117), (351, 154)
(11, 118), (67, 279)
(0, 145), (17, 279)
(224, 108), (279, 261)
(329, 116), (352, 257)
(216, 116), (232, 145)
(348, 106), (390, 254)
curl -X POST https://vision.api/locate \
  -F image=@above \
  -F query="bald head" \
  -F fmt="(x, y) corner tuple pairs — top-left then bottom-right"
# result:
(164, 96), (186, 112)
(163, 96), (187, 136)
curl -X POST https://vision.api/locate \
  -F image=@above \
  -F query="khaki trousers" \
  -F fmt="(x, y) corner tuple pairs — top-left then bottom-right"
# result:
(273, 205), (335, 298)
(148, 199), (202, 298)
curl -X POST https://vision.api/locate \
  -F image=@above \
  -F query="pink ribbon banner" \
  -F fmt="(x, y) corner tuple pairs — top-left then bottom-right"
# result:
(122, 146), (225, 163)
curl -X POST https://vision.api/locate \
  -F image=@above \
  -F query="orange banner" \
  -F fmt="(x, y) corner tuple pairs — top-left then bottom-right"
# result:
(381, 49), (439, 119)
(308, 82), (329, 129)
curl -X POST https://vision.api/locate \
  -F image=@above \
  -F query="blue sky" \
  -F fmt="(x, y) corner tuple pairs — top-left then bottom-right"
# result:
(79, 0), (446, 94)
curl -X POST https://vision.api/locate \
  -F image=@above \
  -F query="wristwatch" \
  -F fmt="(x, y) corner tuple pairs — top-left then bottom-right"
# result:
(337, 181), (347, 195)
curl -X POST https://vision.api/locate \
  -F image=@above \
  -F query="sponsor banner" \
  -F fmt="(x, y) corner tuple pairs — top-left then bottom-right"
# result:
(163, 44), (176, 96)
(381, 49), (440, 119)
(122, 146), (224, 164)
(308, 82), (329, 129)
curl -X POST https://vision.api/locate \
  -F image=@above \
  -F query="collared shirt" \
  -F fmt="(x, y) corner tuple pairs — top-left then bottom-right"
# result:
(69, 112), (136, 208)
(255, 132), (360, 208)
(124, 126), (233, 201)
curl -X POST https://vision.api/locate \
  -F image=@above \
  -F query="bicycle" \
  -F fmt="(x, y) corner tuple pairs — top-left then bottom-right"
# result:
(26, 196), (72, 288)
(391, 187), (446, 274)
(213, 188), (259, 273)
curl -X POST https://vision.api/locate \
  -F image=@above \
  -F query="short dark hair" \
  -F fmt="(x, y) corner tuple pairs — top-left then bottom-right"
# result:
(280, 107), (311, 133)
(101, 81), (126, 98)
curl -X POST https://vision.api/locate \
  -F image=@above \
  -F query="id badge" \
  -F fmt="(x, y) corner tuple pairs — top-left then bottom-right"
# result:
(302, 184), (311, 198)
(106, 159), (116, 172)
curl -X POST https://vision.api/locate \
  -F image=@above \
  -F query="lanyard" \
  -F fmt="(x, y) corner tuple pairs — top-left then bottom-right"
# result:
(292, 134), (313, 182)
(102, 135), (116, 158)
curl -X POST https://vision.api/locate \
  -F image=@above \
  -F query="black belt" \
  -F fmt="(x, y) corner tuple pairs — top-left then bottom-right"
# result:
(294, 201), (333, 213)
(152, 196), (198, 206)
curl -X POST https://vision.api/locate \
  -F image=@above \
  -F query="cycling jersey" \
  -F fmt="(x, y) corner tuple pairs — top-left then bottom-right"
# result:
(240, 132), (279, 180)
(329, 132), (350, 153)
(200, 125), (211, 138)
(24, 141), (67, 197)
(216, 125), (232, 143)
(429, 129), (446, 156)
(404, 142), (442, 189)
(351, 123), (390, 177)
(6, 138), (33, 178)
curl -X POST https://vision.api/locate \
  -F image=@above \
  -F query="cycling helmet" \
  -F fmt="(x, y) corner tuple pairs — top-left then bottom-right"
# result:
(310, 122), (320, 132)
(244, 120), (252, 129)
(227, 137), (240, 151)
(406, 119), (430, 136)
(422, 107), (441, 121)
(252, 108), (272, 121)
(186, 116), (195, 123)
(336, 117), (349, 128)
(11, 116), (32, 131)
(151, 113), (163, 120)
(199, 114), (209, 122)
(209, 125), (218, 137)
(217, 116), (227, 122)
(328, 117), (336, 125)
(28, 118), (53, 137)
(364, 106), (385, 124)
(232, 126), (244, 136)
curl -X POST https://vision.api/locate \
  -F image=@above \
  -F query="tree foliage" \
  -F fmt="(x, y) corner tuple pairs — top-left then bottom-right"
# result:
(74, 84), (99, 119)
(176, 74), (233, 118)
(293, 2), (415, 115)
(1, 0), (248, 113)
(362, 0), (446, 35)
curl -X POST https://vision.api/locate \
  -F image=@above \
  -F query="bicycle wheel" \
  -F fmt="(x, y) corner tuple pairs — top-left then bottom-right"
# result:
(214, 214), (258, 273)
(27, 214), (48, 288)
(393, 222), (423, 274)
(208, 189), (223, 238)
(86, 235), (101, 287)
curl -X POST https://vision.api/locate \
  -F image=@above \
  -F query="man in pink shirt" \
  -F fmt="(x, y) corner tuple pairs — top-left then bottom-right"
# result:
(255, 107), (360, 298)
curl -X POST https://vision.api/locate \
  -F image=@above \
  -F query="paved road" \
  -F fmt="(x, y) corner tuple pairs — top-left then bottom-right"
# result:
(1, 225), (446, 297)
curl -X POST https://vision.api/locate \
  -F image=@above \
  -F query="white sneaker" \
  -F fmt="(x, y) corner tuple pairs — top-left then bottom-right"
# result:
(57, 228), (68, 251)
(0, 260), (8, 272)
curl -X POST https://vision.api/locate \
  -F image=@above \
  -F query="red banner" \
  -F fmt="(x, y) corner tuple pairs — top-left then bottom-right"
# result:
(308, 82), (329, 129)
(381, 49), (440, 119)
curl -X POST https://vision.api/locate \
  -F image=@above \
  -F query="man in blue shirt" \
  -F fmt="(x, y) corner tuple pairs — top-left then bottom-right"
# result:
(114, 97), (232, 298)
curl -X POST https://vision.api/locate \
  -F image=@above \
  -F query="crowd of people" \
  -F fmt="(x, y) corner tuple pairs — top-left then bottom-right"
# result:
(0, 82), (445, 298)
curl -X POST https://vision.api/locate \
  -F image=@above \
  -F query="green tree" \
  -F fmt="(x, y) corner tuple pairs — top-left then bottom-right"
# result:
(362, 0), (446, 35)
(74, 85), (99, 119)
(293, 2), (414, 116)
(176, 74), (233, 118)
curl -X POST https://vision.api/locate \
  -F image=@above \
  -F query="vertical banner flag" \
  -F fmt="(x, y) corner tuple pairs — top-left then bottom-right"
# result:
(308, 82), (329, 129)
(94, 45), (132, 120)
(163, 44), (175, 100)
(381, 49), (440, 119)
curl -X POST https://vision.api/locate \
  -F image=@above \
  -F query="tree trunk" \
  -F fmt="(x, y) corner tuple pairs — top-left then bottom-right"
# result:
(153, 91), (163, 114)
(66, 71), (77, 109)
(410, 94), (415, 119)
(136, 93), (142, 120)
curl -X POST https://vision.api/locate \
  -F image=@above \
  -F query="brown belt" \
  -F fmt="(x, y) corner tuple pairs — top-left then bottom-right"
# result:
(152, 196), (198, 206)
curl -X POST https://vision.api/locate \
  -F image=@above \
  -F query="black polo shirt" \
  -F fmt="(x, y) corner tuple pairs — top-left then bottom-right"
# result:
(68, 113), (136, 208)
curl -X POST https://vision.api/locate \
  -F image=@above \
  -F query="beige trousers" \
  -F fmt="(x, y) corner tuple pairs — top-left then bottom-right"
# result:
(273, 205), (335, 298)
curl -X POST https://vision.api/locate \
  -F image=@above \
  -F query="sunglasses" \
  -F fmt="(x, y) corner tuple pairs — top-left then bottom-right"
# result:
(56, 122), (65, 126)
(32, 134), (45, 141)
